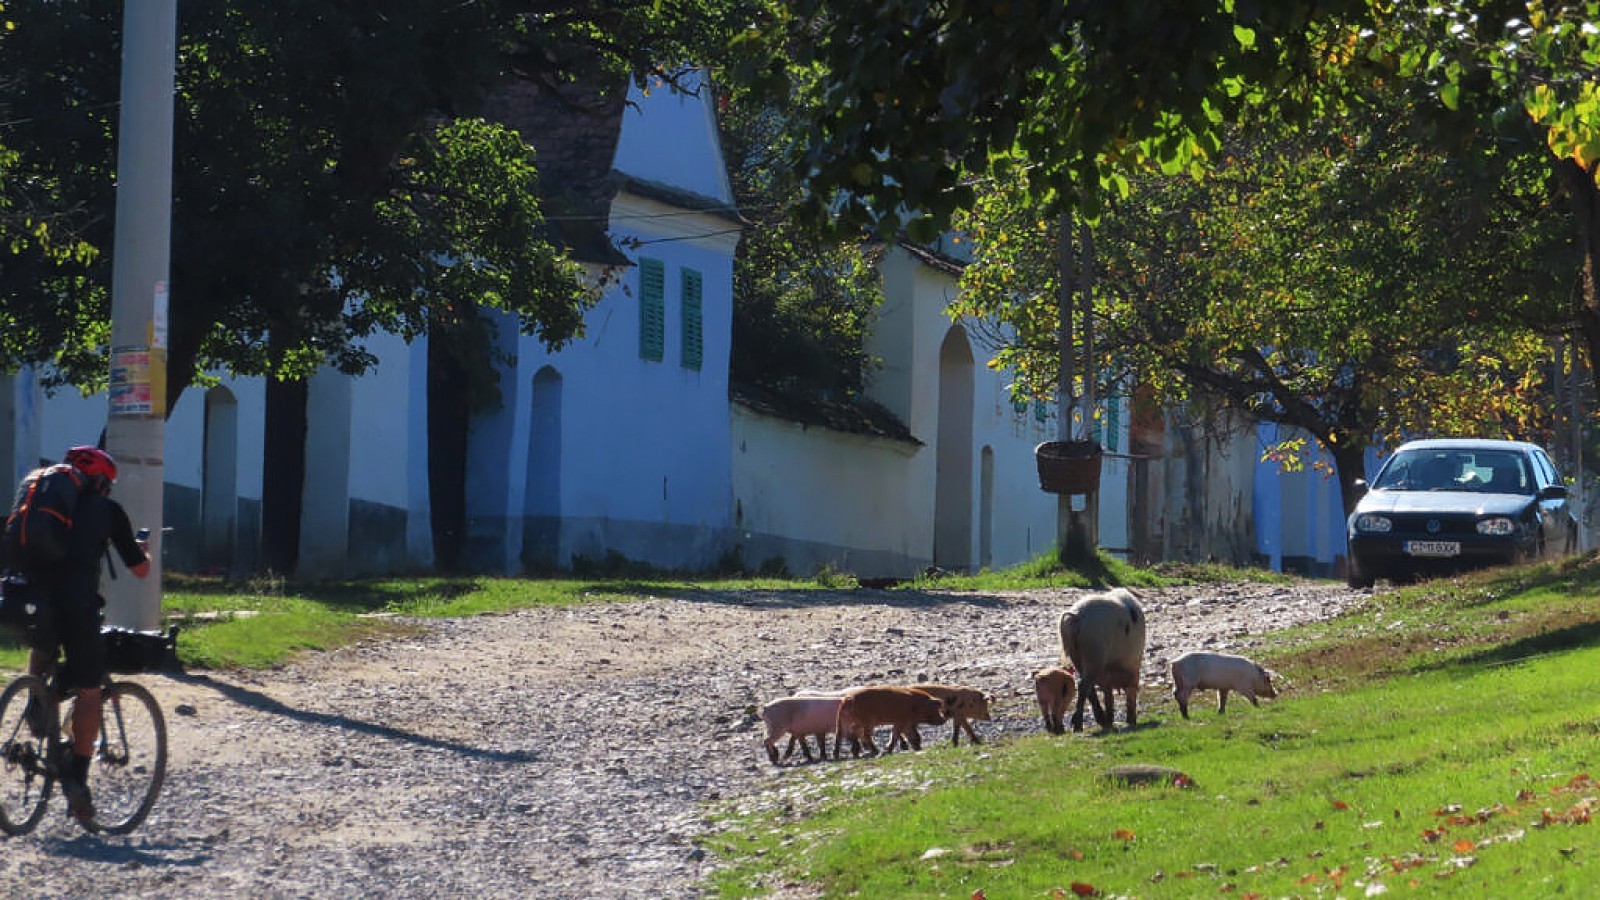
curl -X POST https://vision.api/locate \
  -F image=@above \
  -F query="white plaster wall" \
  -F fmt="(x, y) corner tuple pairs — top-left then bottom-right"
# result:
(512, 193), (737, 567)
(346, 330), (415, 509)
(404, 338), (433, 564)
(36, 386), (104, 467)
(1255, 422), (1348, 572)
(225, 377), (266, 501)
(1098, 398), (1133, 558)
(967, 331), (1062, 569)
(868, 248), (958, 559)
(866, 252), (918, 424)
(297, 369), (353, 577)
(610, 69), (734, 205)
(730, 404), (920, 552)
(886, 244), (1071, 572)
(2, 371), (44, 482)
(163, 384), (204, 491)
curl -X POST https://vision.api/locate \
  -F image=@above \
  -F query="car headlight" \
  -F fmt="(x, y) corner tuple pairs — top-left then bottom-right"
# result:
(1477, 517), (1515, 536)
(1354, 514), (1392, 533)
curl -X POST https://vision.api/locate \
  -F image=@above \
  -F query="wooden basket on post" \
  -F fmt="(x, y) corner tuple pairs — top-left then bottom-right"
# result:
(1034, 440), (1103, 495)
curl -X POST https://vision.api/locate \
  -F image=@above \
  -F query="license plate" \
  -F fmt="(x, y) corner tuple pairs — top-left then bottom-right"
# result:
(1405, 540), (1460, 558)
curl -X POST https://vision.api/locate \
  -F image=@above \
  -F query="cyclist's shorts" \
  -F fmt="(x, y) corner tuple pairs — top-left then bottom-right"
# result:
(31, 591), (107, 691)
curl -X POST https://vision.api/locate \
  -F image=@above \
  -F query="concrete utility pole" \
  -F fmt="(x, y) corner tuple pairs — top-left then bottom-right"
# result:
(1055, 214), (1088, 560)
(104, 0), (177, 632)
(1079, 220), (1098, 550)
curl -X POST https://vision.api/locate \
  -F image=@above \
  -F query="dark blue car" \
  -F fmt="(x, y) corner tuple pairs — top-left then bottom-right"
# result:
(1345, 438), (1579, 589)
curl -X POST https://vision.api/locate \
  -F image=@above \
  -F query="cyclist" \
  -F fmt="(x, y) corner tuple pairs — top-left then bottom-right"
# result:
(22, 446), (149, 822)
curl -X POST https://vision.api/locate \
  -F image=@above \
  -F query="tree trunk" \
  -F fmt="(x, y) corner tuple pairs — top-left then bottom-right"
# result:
(1331, 440), (1370, 519)
(428, 337), (469, 573)
(260, 377), (307, 576)
(1557, 159), (1600, 381)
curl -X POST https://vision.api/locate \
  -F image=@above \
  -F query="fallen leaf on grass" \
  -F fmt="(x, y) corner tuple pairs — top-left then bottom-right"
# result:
(1387, 854), (1429, 873)
(1421, 827), (1446, 843)
(971, 891), (986, 900)
(1112, 828), (1136, 842)
(1453, 839), (1476, 854)
(1332, 800), (1350, 811)
(1559, 773), (1595, 793)
(1069, 882), (1098, 897)
(1539, 800), (1595, 826)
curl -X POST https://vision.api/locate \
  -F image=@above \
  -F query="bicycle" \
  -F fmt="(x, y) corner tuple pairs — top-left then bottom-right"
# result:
(0, 670), (167, 835)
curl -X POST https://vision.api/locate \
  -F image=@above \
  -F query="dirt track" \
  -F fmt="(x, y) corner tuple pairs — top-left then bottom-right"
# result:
(0, 580), (1365, 898)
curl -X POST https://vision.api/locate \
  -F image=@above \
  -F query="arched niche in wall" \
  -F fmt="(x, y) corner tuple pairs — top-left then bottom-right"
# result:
(934, 324), (975, 571)
(202, 385), (239, 572)
(521, 365), (563, 571)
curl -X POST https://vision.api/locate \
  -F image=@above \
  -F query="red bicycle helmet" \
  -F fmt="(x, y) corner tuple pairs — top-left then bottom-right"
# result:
(64, 445), (118, 483)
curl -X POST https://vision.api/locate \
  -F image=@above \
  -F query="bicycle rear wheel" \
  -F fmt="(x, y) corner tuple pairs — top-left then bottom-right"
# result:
(0, 675), (57, 836)
(83, 680), (166, 834)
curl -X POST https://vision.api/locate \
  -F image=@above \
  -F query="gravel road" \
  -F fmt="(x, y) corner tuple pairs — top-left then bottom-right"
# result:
(0, 580), (1366, 898)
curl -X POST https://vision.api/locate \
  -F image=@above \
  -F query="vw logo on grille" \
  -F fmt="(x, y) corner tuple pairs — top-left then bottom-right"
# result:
(1426, 519), (1441, 534)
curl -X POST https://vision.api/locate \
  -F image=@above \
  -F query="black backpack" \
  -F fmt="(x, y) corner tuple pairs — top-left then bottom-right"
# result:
(3, 464), (85, 570)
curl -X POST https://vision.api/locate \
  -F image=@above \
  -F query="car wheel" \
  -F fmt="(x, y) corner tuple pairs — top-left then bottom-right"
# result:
(1346, 556), (1376, 589)
(1521, 535), (1545, 565)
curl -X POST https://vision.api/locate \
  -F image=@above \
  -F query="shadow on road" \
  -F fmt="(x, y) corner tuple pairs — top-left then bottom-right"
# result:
(162, 672), (539, 764)
(43, 831), (215, 867)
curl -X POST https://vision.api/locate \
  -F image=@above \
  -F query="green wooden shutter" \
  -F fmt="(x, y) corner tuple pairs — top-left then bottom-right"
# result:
(639, 258), (664, 361)
(1106, 395), (1121, 452)
(680, 268), (703, 371)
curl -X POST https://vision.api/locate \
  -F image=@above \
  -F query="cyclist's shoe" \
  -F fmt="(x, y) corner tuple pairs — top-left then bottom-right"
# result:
(21, 695), (51, 739)
(55, 750), (95, 824)
(59, 772), (95, 823)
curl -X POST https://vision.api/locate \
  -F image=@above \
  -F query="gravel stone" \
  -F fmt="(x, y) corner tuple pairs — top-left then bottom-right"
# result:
(0, 580), (1364, 898)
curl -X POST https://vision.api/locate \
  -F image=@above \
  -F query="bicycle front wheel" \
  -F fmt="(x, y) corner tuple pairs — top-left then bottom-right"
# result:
(0, 675), (57, 836)
(84, 680), (166, 834)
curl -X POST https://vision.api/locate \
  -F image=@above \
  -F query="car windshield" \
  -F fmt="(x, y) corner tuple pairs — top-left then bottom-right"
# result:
(1371, 448), (1533, 495)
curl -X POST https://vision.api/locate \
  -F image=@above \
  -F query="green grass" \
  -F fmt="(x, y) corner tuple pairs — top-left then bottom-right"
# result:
(166, 573), (868, 668)
(0, 551), (1294, 672)
(904, 549), (1290, 592)
(706, 556), (1600, 898)
(0, 569), (895, 671)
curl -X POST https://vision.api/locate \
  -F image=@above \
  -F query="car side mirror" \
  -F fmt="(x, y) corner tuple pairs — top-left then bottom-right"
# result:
(1352, 478), (1368, 499)
(1540, 484), (1569, 500)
